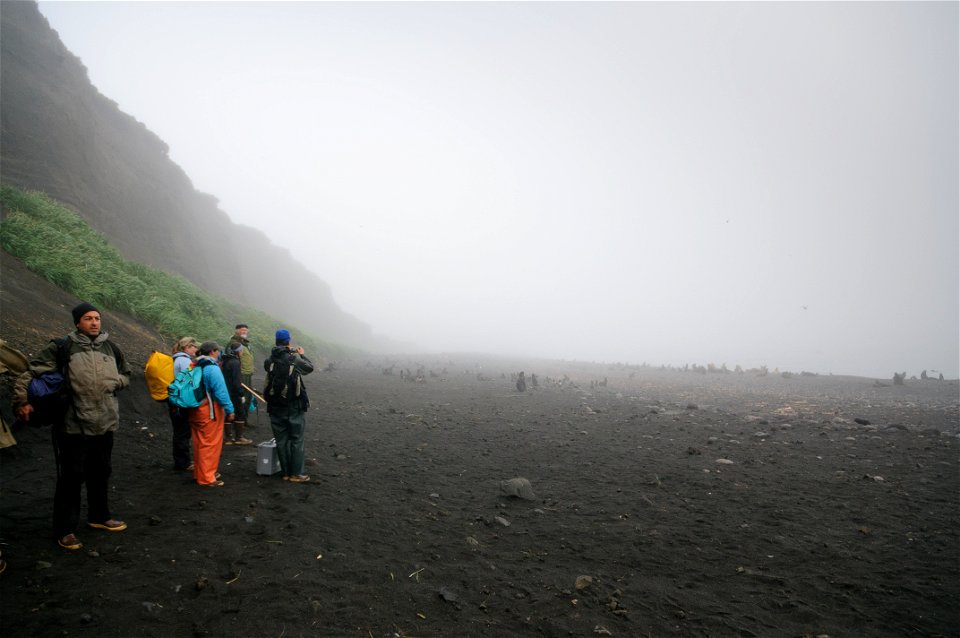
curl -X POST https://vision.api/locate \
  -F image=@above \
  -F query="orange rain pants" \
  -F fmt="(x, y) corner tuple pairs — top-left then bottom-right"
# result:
(188, 400), (225, 485)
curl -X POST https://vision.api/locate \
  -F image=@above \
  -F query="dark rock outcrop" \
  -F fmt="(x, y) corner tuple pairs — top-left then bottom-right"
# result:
(1, 2), (378, 349)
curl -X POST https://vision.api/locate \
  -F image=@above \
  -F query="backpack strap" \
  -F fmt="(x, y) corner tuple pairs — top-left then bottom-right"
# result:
(53, 337), (71, 374)
(195, 358), (216, 419)
(52, 336), (75, 413)
(48, 337), (75, 440)
(284, 355), (295, 399)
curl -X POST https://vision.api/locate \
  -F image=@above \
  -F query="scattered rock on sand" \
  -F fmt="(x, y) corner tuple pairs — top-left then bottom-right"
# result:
(438, 586), (458, 602)
(716, 459), (735, 465)
(575, 575), (594, 590)
(500, 477), (536, 500)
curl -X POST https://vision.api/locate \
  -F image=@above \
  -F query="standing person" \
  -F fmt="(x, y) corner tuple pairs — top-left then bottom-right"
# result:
(188, 341), (235, 487)
(263, 329), (314, 483)
(0, 339), (30, 572)
(220, 342), (251, 446)
(13, 302), (131, 551)
(0, 338), (29, 449)
(169, 337), (199, 470)
(227, 323), (254, 427)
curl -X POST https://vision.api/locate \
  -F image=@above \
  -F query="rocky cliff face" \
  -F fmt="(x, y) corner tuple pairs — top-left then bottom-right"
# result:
(0, 1), (377, 348)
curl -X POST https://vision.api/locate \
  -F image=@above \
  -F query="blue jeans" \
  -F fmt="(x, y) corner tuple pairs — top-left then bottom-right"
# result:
(268, 406), (306, 476)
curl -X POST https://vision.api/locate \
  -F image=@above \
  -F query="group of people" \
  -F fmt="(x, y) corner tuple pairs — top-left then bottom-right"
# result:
(166, 326), (253, 482)
(11, 303), (315, 551)
(165, 324), (314, 488)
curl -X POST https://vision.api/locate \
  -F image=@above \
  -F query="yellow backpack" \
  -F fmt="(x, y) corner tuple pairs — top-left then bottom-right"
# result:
(144, 350), (174, 401)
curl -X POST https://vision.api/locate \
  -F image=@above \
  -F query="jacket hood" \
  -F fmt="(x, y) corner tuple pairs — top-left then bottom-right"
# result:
(269, 345), (292, 358)
(71, 329), (109, 346)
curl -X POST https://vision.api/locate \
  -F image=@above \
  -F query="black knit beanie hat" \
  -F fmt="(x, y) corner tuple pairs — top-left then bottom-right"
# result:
(71, 302), (100, 325)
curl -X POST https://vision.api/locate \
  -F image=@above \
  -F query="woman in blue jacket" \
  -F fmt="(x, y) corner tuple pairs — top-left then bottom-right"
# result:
(187, 341), (235, 487)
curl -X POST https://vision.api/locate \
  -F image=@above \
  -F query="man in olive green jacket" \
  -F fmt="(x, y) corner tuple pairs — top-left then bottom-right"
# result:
(14, 302), (131, 551)
(227, 323), (253, 425)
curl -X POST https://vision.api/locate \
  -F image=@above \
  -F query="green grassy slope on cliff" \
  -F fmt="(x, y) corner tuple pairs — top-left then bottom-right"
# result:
(0, 185), (351, 359)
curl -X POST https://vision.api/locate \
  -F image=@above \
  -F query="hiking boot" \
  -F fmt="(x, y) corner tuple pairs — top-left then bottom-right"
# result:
(88, 519), (127, 532)
(58, 534), (83, 550)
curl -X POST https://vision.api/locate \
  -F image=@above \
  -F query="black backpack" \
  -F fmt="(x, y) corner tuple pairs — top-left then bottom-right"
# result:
(263, 352), (309, 411)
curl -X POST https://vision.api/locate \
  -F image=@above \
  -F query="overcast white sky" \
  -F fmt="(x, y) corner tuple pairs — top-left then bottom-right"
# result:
(37, 1), (958, 378)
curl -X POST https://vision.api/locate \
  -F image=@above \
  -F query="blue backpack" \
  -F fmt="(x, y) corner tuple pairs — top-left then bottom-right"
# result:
(26, 338), (73, 427)
(167, 365), (206, 409)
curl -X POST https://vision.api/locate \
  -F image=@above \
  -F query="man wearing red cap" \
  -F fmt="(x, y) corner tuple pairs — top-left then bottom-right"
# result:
(14, 302), (131, 550)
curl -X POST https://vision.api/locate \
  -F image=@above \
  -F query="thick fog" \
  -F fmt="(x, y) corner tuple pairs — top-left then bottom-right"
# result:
(37, 2), (958, 378)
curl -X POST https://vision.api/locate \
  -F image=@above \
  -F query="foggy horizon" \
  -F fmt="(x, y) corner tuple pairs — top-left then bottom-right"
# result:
(36, 1), (959, 379)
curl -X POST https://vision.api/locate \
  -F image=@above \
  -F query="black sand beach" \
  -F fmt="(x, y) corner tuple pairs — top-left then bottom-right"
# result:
(1, 252), (958, 637)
